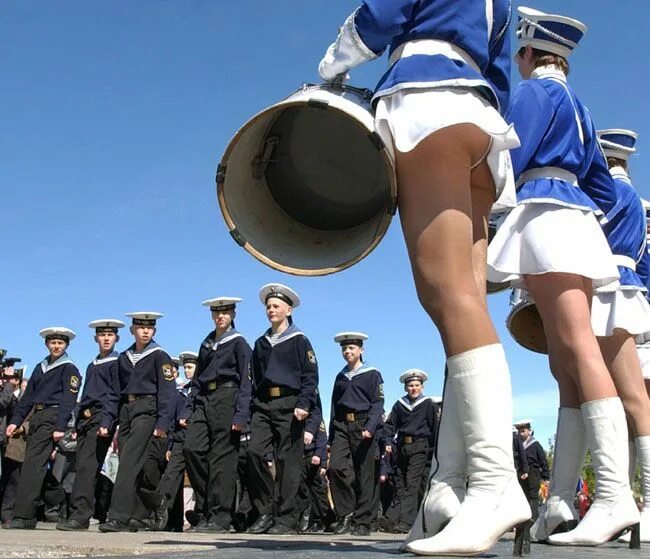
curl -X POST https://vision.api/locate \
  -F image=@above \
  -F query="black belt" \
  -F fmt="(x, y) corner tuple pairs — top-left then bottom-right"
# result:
(264, 386), (297, 399)
(202, 380), (238, 393)
(336, 410), (368, 423)
(400, 434), (428, 445)
(123, 394), (155, 403)
(34, 403), (59, 412)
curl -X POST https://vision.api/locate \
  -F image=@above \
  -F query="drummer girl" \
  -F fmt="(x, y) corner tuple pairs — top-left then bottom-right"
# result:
(319, 1), (529, 555)
(488, 7), (639, 546)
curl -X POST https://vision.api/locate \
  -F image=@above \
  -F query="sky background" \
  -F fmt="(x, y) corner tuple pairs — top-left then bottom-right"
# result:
(2, 1), (649, 447)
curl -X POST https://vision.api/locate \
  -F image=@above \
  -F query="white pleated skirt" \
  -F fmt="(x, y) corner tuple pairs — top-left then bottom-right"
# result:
(591, 289), (650, 336)
(637, 343), (650, 380)
(487, 203), (620, 289)
(374, 87), (521, 213)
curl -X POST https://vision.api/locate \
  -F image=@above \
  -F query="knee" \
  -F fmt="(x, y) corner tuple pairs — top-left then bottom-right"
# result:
(416, 287), (481, 327)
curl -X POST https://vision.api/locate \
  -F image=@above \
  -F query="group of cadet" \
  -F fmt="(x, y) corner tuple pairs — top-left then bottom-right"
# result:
(0, 283), (444, 536)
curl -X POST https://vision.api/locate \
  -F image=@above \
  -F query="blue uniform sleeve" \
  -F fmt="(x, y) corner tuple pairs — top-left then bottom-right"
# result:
(381, 403), (398, 448)
(506, 81), (555, 179)
(155, 353), (177, 433)
(232, 339), (253, 427)
(484, 1), (512, 115)
(537, 442), (550, 480)
(365, 371), (385, 435)
(314, 423), (328, 464)
(579, 136), (618, 219)
(328, 376), (340, 445)
(296, 336), (319, 412)
(56, 364), (82, 432)
(10, 368), (37, 427)
(355, 0), (420, 54)
(305, 395), (323, 436)
(100, 361), (121, 431)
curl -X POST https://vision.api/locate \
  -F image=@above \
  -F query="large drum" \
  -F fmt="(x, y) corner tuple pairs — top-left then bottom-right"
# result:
(217, 83), (397, 276)
(486, 217), (510, 295)
(506, 288), (548, 354)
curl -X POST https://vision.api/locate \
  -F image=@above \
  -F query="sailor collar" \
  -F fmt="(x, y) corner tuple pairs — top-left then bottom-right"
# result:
(610, 165), (632, 185)
(398, 393), (429, 411)
(264, 323), (304, 346)
(340, 364), (376, 381)
(203, 327), (243, 351)
(125, 341), (164, 365)
(40, 352), (76, 374)
(531, 65), (567, 83)
(522, 435), (537, 450)
(93, 351), (120, 366)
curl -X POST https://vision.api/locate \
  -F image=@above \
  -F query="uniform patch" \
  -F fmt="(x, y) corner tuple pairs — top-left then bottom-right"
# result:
(379, 383), (384, 398)
(162, 363), (174, 380)
(70, 375), (80, 390)
(307, 350), (317, 365)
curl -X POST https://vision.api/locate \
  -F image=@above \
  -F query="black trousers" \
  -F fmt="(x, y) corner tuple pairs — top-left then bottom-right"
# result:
(68, 413), (114, 524)
(13, 407), (58, 521)
(184, 388), (239, 527)
(296, 450), (333, 525)
(108, 397), (165, 523)
(247, 394), (304, 526)
(0, 456), (22, 523)
(519, 467), (541, 522)
(160, 435), (186, 529)
(393, 439), (431, 527)
(329, 417), (376, 528)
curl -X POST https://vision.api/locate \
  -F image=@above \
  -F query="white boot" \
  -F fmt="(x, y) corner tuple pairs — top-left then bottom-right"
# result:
(531, 407), (587, 541)
(549, 398), (640, 546)
(406, 344), (531, 556)
(402, 373), (467, 548)
(620, 435), (650, 543)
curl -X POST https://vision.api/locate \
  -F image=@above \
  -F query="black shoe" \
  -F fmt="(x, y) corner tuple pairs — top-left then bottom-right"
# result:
(232, 512), (248, 533)
(248, 514), (274, 534)
(353, 524), (370, 536)
(308, 521), (325, 533)
(333, 513), (354, 535)
(267, 523), (296, 535)
(3, 518), (37, 530)
(99, 519), (132, 533)
(298, 508), (311, 533)
(185, 509), (201, 526)
(56, 519), (89, 531)
(153, 497), (168, 531)
(391, 522), (410, 534)
(197, 522), (231, 534)
(378, 516), (394, 533)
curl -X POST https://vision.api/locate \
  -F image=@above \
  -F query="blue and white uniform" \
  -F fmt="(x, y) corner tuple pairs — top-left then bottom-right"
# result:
(319, 0), (520, 211)
(487, 9), (619, 290)
(635, 201), (650, 380)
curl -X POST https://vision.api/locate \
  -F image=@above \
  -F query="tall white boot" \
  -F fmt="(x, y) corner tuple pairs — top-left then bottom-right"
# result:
(406, 344), (531, 556)
(531, 407), (587, 541)
(403, 373), (467, 547)
(549, 398), (640, 546)
(620, 436), (650, 543)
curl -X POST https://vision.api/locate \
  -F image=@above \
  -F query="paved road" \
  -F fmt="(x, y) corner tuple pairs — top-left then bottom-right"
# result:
(0, 524), (643, 558)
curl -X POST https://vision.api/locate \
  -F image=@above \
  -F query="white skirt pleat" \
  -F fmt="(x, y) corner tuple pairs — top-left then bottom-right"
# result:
(591, 289), (650, 337)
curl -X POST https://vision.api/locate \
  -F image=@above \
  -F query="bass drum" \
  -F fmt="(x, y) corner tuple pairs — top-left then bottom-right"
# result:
(217, 83), (397, 276)
(486, 216), (510, 295)
(506, 288), (548, 354)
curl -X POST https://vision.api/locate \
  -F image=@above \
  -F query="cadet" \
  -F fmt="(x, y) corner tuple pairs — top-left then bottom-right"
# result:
(382, 369), (437, 533)
(328, 332), (384, 536)
(99, 312), (176, 532)
(4, 327), (80, 529)
(56, 320), (124, 531)
(247, 284), (319, 535)
(184, 297), (252, 533)
(514, 419), (549, 523)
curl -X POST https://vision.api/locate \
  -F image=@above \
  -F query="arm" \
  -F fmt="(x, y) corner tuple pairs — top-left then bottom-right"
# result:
(538, 443), (550, 481)
(155, 354), (177, 434)
(579, 130), (618, 219)
(296, 336), (318, 413)
(9, 373), (36, 427)
(56, 365), (81, 432)
(305, 397), (323, 437)
(381, 405), (397, 451)
(232, 340), (253, 427)
(100, 361), (121, 431)
(364, 371), (385, 435)
(484, 0), (512, 115)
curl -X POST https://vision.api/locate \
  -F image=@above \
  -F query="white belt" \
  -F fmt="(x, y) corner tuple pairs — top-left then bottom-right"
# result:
(389, 39), (481, 75)
(517, 167), (578, 187)
(613, 255), (636, 271)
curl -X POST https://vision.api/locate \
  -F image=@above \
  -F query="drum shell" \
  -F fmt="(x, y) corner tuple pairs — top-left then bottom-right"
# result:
(486, 218), (510, 295)
(218, 84), (397, 276)
(506, 289), (548, 354)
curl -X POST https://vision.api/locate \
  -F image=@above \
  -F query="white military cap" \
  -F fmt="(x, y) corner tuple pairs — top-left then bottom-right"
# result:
(516, 7), (587, 58)
(39, 327), (76, 342)
(333, 332), (368, 346)
(514, 418), (533, 428)
(399, 369), (429, 384)
(597, 129), (638, 161)
(259, 283), (300, 308)
(202, 297), (242, 312)
(179, 351), (199, 364)
(88, 319), (126, 332)
(125, 311), (163, 326)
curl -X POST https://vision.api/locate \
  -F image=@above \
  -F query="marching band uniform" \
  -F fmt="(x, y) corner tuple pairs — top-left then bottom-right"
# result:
(328, 332), (384, 536)
(382, 370), (437, 533)
(99, 312), (176, 533)
(57, 320), (124, 531)
(247, 284), (319, 535)
(488, 8), (639, 547)
(637, 200), (650, 383)
(184, 298), (252, 533)
(4, 327), (80, 529)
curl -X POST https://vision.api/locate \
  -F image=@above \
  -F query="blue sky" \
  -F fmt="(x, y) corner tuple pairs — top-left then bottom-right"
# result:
(2, 1), (649, 447)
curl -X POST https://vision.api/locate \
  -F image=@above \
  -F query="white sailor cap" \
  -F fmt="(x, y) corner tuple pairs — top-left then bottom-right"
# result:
(88, 319), (126, 333)
(399, 369), (428, 384)
(516, 7), (587, 58)
(597, 129), (638, 161)
(202, 297), (242, 312)
(126, 312), (163, 326)
(333, 332), (368, 346)
(39, 327), (76, 343)
(514, 418), (533, 429)
(179, 351), (199, 365)
(259, 283), (300, 308)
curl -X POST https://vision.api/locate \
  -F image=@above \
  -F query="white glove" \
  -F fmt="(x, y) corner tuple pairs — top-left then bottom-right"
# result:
(318, 10), (379, 82)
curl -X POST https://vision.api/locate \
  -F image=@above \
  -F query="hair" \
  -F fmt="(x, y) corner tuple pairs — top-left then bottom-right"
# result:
(518, 46), (570, 76)
(606, 156), (629, 172)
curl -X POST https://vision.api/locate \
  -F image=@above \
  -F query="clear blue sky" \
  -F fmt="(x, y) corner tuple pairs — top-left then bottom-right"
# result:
(2, 1), (649, 447)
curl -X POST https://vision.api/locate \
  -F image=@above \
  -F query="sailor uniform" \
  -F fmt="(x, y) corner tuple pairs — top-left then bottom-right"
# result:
(328, 363), (384, 530)
(382, 394), (437, 528)
(66, 351), (121, 526)
(184, 328), (252, 529)
(519, 435), (549, 522)
(319, 0), (520, 211)
(105, 340), (176, 525)
(9, 353), (81, 524)
(247, 322), (319, 530)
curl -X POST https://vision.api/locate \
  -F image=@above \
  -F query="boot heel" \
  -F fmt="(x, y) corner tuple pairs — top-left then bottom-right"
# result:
(629, 522), (641, 550)
(513, 520), (531, 556)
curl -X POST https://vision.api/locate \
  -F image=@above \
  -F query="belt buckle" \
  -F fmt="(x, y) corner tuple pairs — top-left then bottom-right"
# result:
(269, 387), (281, 398)
(208, 381), (217, 391)
(35, 403), (44, 411)
(345, 412), (356, 422)
(128, 394), (136, 402)
(83, 409), (92, 418)
(403, 435), (413, 444)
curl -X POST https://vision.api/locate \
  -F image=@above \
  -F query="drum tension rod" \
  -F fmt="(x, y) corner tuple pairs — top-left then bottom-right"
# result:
(252, 136), (280, 179)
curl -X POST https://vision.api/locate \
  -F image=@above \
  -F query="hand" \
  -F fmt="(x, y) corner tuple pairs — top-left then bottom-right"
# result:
(311, 455), (321, 466)
(520, 473), (529, 480)
(5, 424), (16, 438)
(293, 408), (309, 421)
(153, 428), (167, 438)
(380, 475), (387, 483)
(165, 450), (172, 462)
(179, 419), (188, 428)
(385, 445), (392, 454)
(97, 427), (110, 438)
(319, 467), (327, 477)
(362, 430), (372, 439)
(231, 424), (242, 432)
(304, 431), (314, 445)
(52, 431), (65, 442)
(543, 479), (550, 486)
